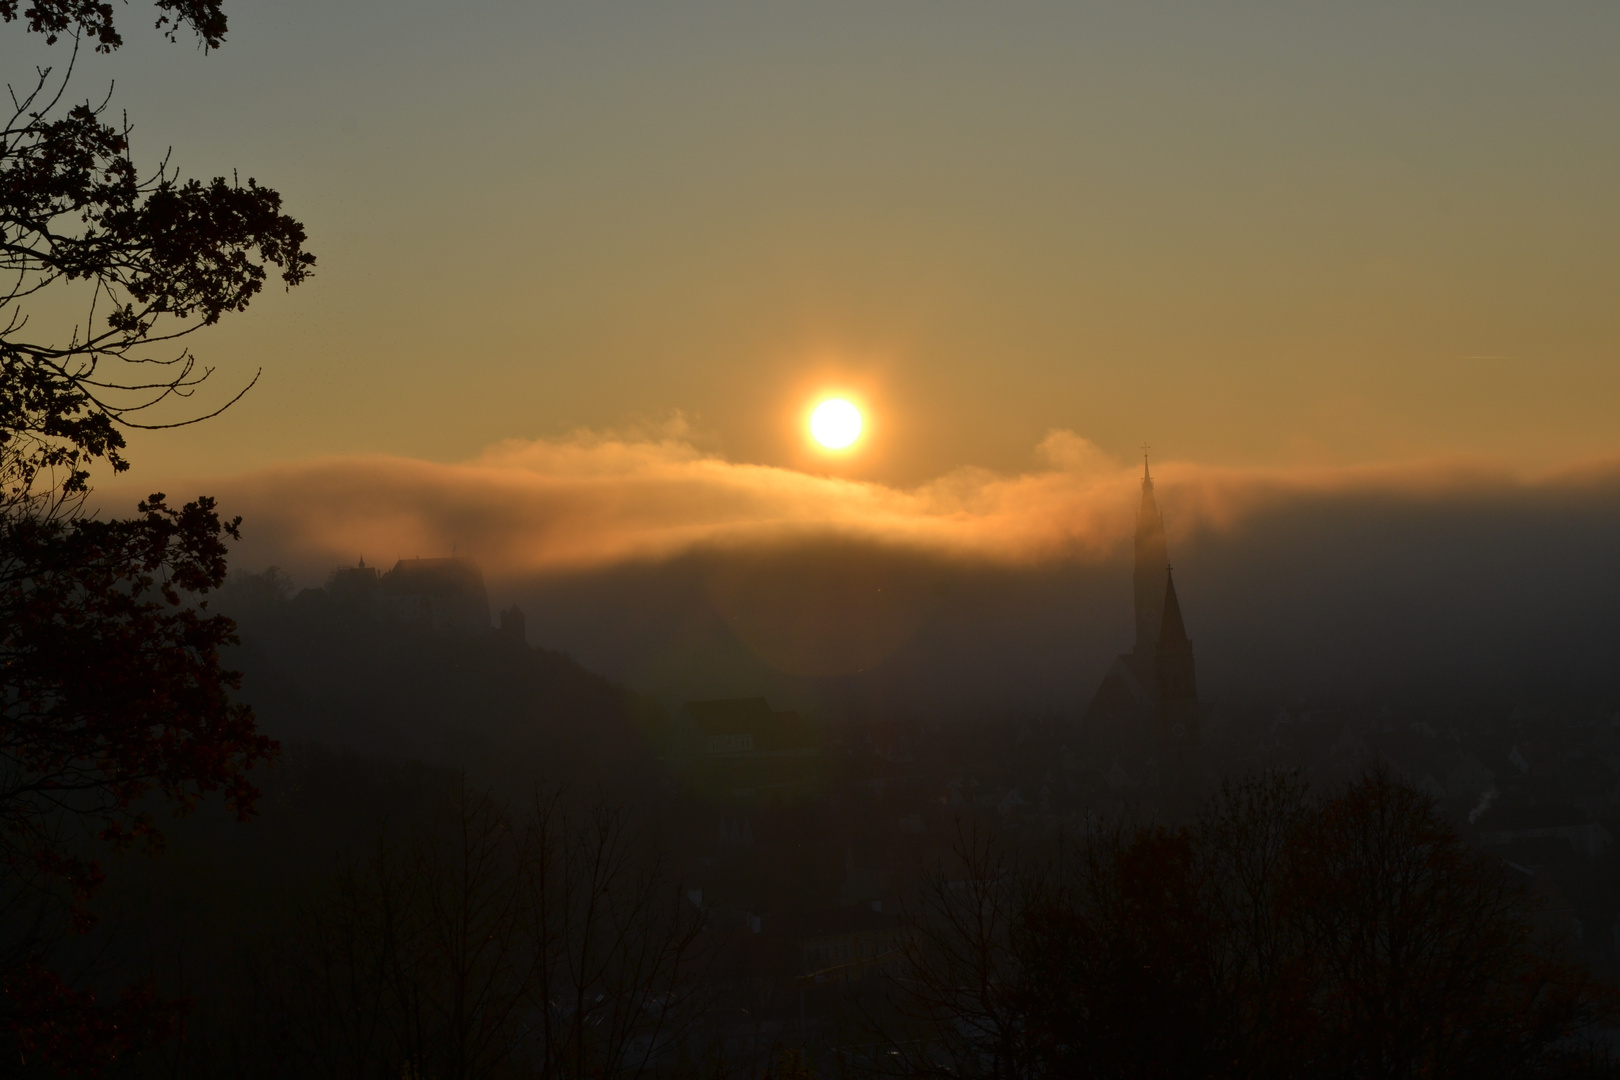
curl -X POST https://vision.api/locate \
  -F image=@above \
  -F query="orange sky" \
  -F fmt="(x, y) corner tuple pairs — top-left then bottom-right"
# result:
(9, 2), (1620, 495)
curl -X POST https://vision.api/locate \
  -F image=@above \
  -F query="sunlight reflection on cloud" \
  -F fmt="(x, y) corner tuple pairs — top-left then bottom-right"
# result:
(118, 429), (1620, 584)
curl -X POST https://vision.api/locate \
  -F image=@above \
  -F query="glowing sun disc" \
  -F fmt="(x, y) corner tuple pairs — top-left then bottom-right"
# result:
(810, 398), (863, 449)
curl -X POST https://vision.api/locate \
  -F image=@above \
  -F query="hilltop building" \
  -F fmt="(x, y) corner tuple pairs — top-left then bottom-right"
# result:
(325, 556), (492, 636)
(1085, 457), (1201, 755)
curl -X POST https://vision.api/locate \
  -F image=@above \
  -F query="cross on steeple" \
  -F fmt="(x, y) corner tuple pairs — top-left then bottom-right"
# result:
(1141, 442), (1152, 479)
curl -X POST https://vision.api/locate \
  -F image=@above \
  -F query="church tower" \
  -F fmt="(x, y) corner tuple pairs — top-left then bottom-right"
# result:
(1082, 451), (1202, 775)
(1131, 456), (1169, 665)
(1154, 567), (1198, 744)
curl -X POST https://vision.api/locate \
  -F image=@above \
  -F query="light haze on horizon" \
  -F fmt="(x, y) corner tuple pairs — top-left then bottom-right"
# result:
(7, 1), (1619, 488)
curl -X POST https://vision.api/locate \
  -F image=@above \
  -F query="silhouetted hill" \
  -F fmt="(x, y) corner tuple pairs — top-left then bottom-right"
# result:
(217, 568), (663, 787)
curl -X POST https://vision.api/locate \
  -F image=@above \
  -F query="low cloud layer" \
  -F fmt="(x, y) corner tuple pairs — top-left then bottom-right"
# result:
(176, 430), (1129, 577)
(109, 428), (1617, 585)
(109, 432), (1620, 712)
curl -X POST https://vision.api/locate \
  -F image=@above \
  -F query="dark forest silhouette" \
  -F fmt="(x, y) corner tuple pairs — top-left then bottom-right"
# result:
(875, 772), (1614, 1079)
(0, 0), (306, 1066)
(47, 565), (1620, 1078)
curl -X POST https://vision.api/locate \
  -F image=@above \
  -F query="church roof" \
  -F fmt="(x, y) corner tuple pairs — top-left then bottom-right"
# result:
(1159, 567), (1189, 645)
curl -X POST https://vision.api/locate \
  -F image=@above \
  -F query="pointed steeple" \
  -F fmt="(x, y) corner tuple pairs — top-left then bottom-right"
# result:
(1084, 452), (1201, 764)
(1132, 453), (1169, 658)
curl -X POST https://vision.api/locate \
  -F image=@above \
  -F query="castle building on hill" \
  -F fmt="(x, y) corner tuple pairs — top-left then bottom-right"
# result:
(325, 556), (493, 636)
(384, 557), (492, 635)
(1085, 457), (1200, 753)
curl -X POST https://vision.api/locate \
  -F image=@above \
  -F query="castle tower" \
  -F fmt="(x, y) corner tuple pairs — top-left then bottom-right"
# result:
(1132, 456), (1169, 663)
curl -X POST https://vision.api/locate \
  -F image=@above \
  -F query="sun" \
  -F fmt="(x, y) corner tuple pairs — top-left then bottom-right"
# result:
(810, 398), (863, 450)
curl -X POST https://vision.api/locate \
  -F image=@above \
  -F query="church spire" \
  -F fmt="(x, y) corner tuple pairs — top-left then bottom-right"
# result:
(1132, 450), (1169, 659)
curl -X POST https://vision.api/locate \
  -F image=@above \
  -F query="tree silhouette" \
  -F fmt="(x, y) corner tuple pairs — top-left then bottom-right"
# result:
(2, 0), (228, 52)
(0, 2), (309, 1068)
(882, 771), (1616, 1080)
(257, 787), (709, 1080)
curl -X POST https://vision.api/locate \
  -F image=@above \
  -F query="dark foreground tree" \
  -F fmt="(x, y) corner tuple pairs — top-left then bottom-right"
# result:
(0, 0), (310, 1069)
(881, 771), (1617, 1080)
(872, 823), (1033, 1080)
(1285, 772), (1606, 1079)
(212, 786), (710, 1080)
(2, 0), (228, 52)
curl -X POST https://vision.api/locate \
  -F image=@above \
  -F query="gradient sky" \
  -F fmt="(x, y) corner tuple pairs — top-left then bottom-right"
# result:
(8, 1), (1620, 488)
